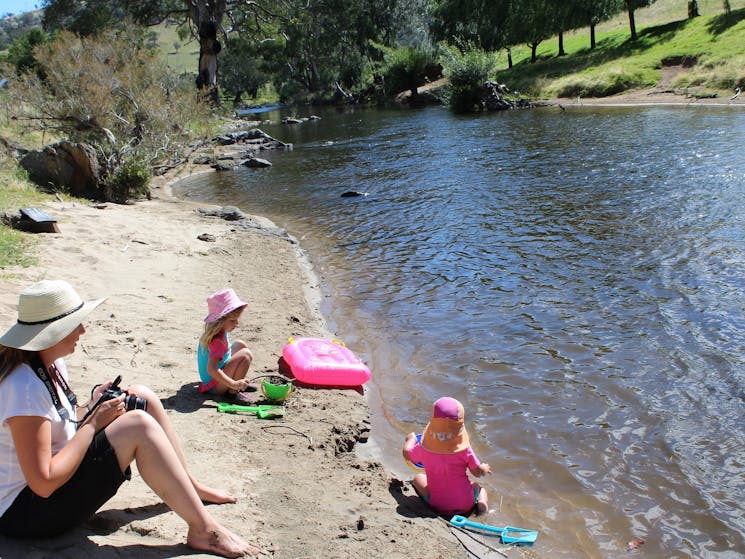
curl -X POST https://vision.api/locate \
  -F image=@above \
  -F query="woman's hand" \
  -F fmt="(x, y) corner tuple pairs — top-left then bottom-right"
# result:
(85, 394), (126, 431)
(90, 378), (116, 405)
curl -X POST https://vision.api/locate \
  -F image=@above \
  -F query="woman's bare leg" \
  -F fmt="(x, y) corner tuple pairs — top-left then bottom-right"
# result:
(106, 411), (261, 557)
(126, 384), (236, 504)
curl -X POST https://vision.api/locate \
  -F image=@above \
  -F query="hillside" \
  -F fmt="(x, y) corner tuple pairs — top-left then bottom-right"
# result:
(500, 4), (745, 100)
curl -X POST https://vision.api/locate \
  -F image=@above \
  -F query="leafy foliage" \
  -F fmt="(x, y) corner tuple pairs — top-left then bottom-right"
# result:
(218, 35), (269, 104)
(6, 26), (213, 201)
(1, 28), (49, 76)
(379, 44), (438, 96)
(439, 42), (498, 112)
(105, 155), (151, 202)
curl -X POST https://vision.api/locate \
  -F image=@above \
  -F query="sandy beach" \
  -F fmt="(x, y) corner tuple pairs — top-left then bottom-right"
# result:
(0, 177), (468, 558)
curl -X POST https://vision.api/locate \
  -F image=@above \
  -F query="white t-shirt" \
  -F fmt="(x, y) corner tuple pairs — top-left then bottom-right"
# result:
(0, 359), (77, 516)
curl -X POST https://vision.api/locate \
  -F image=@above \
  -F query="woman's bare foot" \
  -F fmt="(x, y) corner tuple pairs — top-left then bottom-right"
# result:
(187, 525), (262, 558)
(194, 481), (237, 504)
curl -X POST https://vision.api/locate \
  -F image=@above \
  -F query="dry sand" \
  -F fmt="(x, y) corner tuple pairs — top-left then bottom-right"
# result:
(0, 188), (466, 558)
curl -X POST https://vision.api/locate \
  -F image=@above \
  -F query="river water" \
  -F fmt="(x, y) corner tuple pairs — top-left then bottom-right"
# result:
(174, 104), (745, 558)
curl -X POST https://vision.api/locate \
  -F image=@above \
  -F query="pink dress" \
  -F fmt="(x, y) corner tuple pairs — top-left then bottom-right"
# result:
(408, 443), (481, 515)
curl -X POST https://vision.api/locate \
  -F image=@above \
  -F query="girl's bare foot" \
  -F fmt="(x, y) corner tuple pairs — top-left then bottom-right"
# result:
(194, 481), (238, 504)
(187, 525), (262, 558)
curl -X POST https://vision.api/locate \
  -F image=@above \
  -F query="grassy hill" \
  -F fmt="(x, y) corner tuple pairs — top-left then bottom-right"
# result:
(156, 20), (199, 77)
(500, 2), (745, 98)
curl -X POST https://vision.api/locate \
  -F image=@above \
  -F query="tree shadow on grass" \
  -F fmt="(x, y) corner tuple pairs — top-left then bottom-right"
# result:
(707, 7), (745, 36)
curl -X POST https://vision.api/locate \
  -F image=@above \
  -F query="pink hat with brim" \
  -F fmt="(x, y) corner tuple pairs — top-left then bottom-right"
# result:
(204, 288), (247, 323)
(421, 397), (470, 454)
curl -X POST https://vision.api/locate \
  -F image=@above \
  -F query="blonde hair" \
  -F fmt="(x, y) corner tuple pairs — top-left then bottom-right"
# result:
(0, 346), (32, 386)
(199, 307), (244, 350)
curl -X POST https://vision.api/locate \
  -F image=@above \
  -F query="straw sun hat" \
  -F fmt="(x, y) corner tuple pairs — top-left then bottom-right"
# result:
(421, 396), (471, 454)
(0, 280), (106, 351)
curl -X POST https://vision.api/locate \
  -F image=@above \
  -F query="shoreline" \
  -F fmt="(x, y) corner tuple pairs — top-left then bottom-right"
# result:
(2, 94), (727, 556)
(0, 158), (466, 557)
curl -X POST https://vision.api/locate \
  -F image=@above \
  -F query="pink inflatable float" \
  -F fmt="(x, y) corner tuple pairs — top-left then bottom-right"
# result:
(281, 337), (371, 386)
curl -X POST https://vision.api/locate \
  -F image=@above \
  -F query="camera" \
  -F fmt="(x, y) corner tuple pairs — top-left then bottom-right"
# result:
(96, 375), (148, 412)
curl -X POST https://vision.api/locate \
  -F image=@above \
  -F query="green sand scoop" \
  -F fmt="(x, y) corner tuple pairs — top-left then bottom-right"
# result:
(216, 402), (285, 419)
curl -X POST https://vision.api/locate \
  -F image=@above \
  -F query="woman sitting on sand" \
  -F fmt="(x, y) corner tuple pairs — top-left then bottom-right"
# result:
(0, 279), (260, 558)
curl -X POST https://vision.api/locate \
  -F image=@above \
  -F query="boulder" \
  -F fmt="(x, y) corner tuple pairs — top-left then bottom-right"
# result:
(242, 157), (272, 168)
(197, 206), (247, 221)
(19, 141), (100, 198)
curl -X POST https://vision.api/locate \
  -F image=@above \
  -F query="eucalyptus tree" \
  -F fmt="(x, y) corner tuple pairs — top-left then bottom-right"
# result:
(624, 0), (657, 40)
(574, 0), (623, 49)
(271, 0), (402, 99)
(41, 0), (246, 101)
(40, 0), (404, 102)
(429, 0), (512, 52)
(508, 0), (561, 63)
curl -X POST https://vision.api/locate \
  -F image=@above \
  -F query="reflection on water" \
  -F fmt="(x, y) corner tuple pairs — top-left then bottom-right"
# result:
(175, 105), (745, 558)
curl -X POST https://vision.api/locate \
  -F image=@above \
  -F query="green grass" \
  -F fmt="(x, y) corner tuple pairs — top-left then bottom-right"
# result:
(0, 160), (47, 271)
(499, 5), (745, 98)
(0, 94), (80, 272)
(156, 20), (200, 77)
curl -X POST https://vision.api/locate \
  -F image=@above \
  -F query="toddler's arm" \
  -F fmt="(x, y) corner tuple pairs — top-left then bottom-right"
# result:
(402, 431), (417, 460)
(470, 462), (492, 478)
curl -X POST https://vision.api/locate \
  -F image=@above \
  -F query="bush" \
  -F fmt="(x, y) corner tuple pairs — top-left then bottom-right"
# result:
(105, 156), (151, 203)
(6, 26), (213, 202)
(439, 42), (497, 113)
(380, 45), (437, 96)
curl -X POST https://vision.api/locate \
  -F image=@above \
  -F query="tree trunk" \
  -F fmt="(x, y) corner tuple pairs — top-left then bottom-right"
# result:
(506, 47), (513, 69)
(188, 1), (227, 103)
(590, 24), (596, 49)
(688, 1), (700, 18)
(558, 31), (566, 56)
(723, 0), (732, 14)
(530, 42), (539, 63)
(626, 2), (637, 40)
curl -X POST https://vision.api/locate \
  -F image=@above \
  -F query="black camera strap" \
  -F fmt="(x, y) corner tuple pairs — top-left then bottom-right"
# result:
(28, 355), (78, 424)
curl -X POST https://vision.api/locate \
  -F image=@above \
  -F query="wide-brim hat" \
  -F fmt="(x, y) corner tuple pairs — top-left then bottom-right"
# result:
(204, 288), (247, 323)
(421, 396), (470, 454)
(0, 280), (106, 351)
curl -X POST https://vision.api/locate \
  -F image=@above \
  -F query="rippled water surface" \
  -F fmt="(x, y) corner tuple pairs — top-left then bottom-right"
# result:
(176, 105), (745, 558)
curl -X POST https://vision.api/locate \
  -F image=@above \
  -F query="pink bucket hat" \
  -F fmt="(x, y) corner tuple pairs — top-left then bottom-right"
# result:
(204, 288), (247, 323)
(421, 397), (470, 454)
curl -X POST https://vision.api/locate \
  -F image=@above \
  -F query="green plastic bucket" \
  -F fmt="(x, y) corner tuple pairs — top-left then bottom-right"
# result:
(261, 377), (294, 402)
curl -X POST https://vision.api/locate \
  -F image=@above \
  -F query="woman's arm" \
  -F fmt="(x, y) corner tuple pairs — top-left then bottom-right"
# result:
(7, 395), (124, 497)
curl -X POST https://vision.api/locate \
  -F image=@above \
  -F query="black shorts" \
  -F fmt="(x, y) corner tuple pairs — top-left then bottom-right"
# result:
(0, 429), (131, 539)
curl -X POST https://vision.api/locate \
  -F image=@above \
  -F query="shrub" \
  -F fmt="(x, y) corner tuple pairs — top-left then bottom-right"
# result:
(104, 156), (151, 203)
(380, 45), (437, 96)
(439, 42), (497, 113)
(6, 26), (212, 202)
